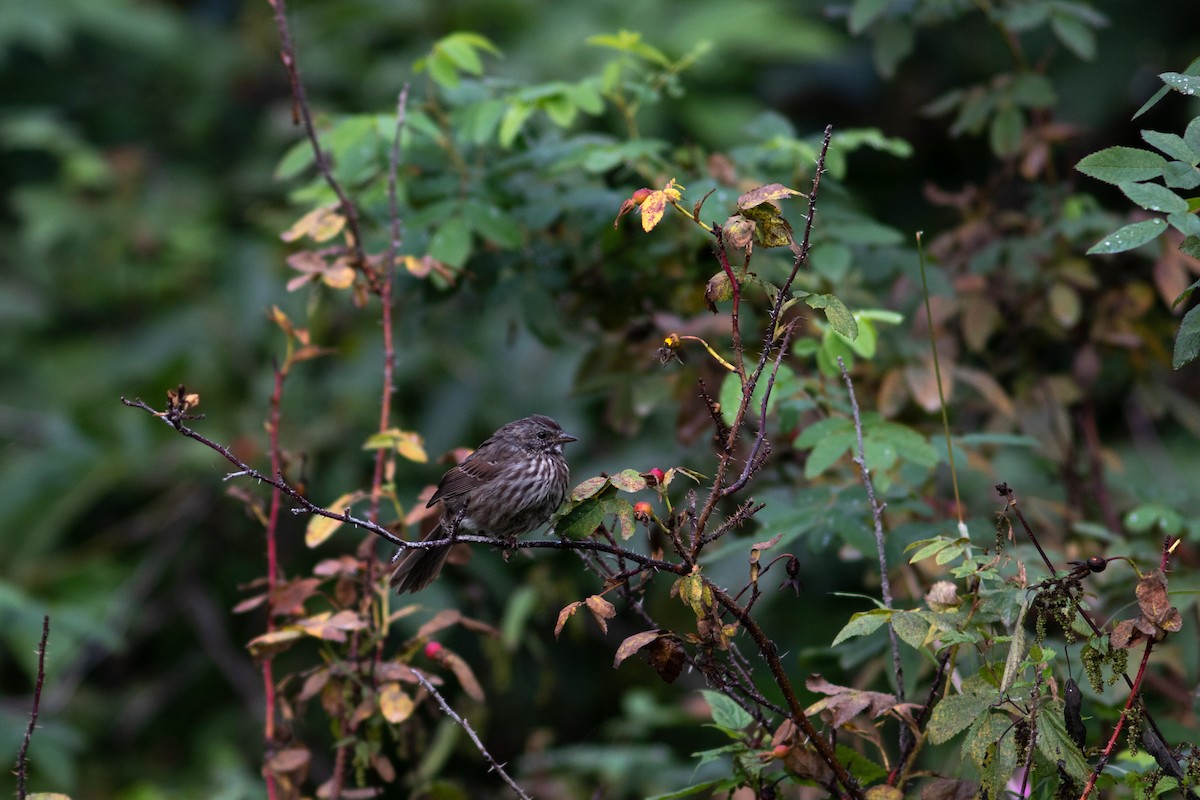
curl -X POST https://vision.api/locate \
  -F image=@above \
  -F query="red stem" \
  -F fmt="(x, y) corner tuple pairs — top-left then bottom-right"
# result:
(263, 363), (286, 800)
(1078, 639), (1155, 800)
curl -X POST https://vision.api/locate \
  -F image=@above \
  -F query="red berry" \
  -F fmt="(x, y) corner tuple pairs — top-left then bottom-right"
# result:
(633, 501), (654, 521)
(771, 744), (791, 759)
(424, 641), (443, 659)
(631, 188), (652, 205)
(644, 468), (666, 487)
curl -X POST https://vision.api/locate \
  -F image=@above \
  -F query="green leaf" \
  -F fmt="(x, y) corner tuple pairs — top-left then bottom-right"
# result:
(554, 495), (607, 540)
(701, 689), (753, 731)
(1076, 146), (1168, 185)
(929, 676), (996, 744)
(498, 102), (534, 147)
(1163, 160), (1200, 190)
(1187, 116), (1200, 157)
(1051, 12), (1096, 60)
(1086, 218), (1167, 254)
(848, 0), (890, 35)
(803, 431), (855, 479)
(891, 609), (930, 650)
(1119, 182), (1189, 214)
(1141, 130), (1200, 165)
(275, 138), (316, 181)
(1037, 704), (1090, 780)
(1010, 73), (1056, 108)
(461, 199), (522, 248)
(870, 19), (914, 79)
(989, 105), (1023, 156)
(717, 364), (799, 428)
(1181, 235), (1200, 260)
(832, 609), (891, 646)
(646, 779), (730, 800)
(1161, 72), (1200, 96)
(428, 216), (472, 267)
(1172, 306), (1200, 369)
(805, 293), (859, 339)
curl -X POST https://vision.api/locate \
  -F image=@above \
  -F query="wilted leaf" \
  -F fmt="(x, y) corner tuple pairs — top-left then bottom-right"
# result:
(920, 778), (979, 800)
(281, 204), (346, 243)
(723, 214), (756, 249)
(298, 668), (331, 701)
(704, 270), (732, 313)
(442, 648), (485, 701)
(270, 577), (322, 615)
(296, 610), (368, 641)
(247, 628), (304, 659)
(609, 468), (647, 493)
(554, 601), (583, 638)
(644, 634), (685, 683)
(737, 182), (804, 210)
(416, 608), (463, 639)
(585, 595), (617, 634)
(267, 746), (311, 772)
(614, 630), (664, 668)
(570, 475), (610, 501)
(804, 675), (896, 727)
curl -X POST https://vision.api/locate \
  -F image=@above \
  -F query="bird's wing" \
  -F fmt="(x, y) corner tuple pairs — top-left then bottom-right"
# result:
(427, 455), (503, 507)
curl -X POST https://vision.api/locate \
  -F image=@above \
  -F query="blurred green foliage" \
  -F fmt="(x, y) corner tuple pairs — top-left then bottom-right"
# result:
(2, 0), (1200, 797)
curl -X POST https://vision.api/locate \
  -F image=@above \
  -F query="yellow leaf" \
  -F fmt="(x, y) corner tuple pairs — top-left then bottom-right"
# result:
(246, 628), (304, 658)
(640, 191), (667, 231)
(306, 492), (359, 547)
(585, 595), (616, 634)
(322, 257), (356, 288)
(363, 429), (428, 463)
(280, 204), (346, 243)
(379, 683), (415, 724)
(555, 601), (583, 639)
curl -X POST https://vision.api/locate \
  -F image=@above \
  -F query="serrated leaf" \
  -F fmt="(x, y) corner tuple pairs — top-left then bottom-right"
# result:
(891, 610), (930, 650)
(1141, 130), (1200, 165)
(1037, 704), (1090, 780)
(554, 494), (607, 540)
(570, 475), (610, 502)
(805, 293), (859, 339)
(701, 689), (754, 731)
(1161, 72), (1200, 96)
(737, 182), (804, 210)
(832, 609), (891, 646)
(928, 684), (996, 745)
(1119, 181), (1189, 214)
(1086, 218), (1167, 254)
(609, 468), (647, 492)
(1076, 146), (1168, 185)
(1173, 305), (1200, 369)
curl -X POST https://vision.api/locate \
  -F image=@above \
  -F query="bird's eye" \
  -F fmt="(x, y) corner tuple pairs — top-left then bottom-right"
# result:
(537, 431), (548, 439)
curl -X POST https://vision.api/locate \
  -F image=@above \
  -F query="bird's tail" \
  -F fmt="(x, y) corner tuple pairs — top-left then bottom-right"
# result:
(389, 523), (452, 594)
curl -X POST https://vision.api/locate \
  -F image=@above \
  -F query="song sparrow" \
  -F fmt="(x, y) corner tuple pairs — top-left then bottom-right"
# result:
(389, 414), (576, 594)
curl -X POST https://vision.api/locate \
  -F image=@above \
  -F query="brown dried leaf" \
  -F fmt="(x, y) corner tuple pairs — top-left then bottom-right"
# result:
(442, 649), (485, 702)
(704, 270), (732, 313)
(416, 608), (463, 639)
(555, 601), (583, 639)
(644, 634), (685, 683)
(267, 746), (311, 773)
(246, 628), (303, 659)
(804, 674), (897, 727)
(737, 182), (804, 210)
(614, 630), (663, 668)
(920, 778), (979, 800)
(1135, 570), (1174, 627)
(298, 668), (331, 701)
(585, 595), (617, 634)
(1110, 618), (1140, 650)
(270, 577), (322, 615)
(232, 593), (268, 614)
(372, 752), (396, 783)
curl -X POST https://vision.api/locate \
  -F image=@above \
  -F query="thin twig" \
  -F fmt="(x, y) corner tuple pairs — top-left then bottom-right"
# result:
(15, 615), (49, 800)
(261, 360), (287, 800)
(267, 0), (369, 275)
(708, 582), (864, 800)
(838, 358), (907, 750)
(692, 125), (833, 542)
(410, 668), (534, 800)
(1078, 638), (1156, 800)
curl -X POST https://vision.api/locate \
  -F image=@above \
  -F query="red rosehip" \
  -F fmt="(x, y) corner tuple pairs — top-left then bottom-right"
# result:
(424, 641), (443, 659)
(644, 468), (666, 487)
(631, 188), (652, 205)
(633, 501), (654, 521)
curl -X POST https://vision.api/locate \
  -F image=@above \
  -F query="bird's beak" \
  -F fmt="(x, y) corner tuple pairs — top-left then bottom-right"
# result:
(557, 432), (578, 445)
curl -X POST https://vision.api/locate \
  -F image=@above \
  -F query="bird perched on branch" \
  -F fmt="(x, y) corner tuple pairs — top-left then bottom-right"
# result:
(390, 415), (576, 594)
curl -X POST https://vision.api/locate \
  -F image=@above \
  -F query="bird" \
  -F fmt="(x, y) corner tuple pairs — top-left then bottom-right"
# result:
(389, 414), (576, 594)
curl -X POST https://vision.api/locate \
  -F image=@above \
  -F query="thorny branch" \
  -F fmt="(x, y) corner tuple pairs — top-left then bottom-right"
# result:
(838, 358), (908, 754)
(15, 615), (49, 800)
(410, 669), (534, 800)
